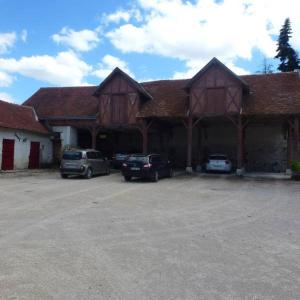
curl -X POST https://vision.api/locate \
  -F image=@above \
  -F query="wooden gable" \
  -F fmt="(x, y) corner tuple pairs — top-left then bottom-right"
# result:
(187, 58), (249, 117)
(94, 68), (152, 126)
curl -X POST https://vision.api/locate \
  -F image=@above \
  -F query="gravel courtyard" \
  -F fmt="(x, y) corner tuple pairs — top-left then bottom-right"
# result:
(0, 171), (300, 300)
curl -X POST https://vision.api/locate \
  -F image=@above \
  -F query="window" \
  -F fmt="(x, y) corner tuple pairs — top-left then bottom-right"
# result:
(62, 151), (82, 160)
(95, 151), (104, 159)
(87, 152), (96, 159)
(128, 155), (149, 163)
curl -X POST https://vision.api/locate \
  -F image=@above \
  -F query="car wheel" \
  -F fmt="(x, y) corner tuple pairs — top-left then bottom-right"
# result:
(61, 173), (68, 179)
(85, 168), (93, 179)
(167, 168), (174, 178)
(152, 171), (159, 182)
(124, 176), (131, 182)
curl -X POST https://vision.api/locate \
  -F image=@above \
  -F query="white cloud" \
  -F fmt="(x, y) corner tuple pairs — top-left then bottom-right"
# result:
(106, 0), (300, 78)
(104, 10), (131, 24)
(0, 92), (15, 103)
(52, 27), (100, 52)
(0, 32), (17, 54)
(0, 50), (92, 86)
(21, 30), (28, 42)
(103, 8), (142, 25)
(93, 54), (134, 79)
(0, 71), (14, 87)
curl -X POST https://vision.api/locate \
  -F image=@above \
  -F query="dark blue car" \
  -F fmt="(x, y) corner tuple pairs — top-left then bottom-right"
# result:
(121, 154), (173, 182)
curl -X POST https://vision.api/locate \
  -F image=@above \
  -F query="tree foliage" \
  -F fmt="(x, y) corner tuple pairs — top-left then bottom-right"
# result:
(275, 18), (300, 72)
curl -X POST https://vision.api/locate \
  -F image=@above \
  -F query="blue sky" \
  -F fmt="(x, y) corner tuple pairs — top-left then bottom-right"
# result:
(0, 0), (299, 104)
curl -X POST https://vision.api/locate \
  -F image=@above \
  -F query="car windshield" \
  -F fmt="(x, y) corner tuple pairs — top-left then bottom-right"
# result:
(209, 155), (227, 160)
(127, 155), (149, 163)
(63, 151), (82, 160)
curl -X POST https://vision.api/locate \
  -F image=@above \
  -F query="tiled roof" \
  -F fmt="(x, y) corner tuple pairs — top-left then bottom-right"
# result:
(23, 86), (99, 118)
(0, 100), (50, 134)
(139, 79), (189, 117)
(241, 72), (300, 115)
(23, 72), (300, 120)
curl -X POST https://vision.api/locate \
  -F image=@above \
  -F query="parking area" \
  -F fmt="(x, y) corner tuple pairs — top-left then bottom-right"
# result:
(0, 171), (300, 299)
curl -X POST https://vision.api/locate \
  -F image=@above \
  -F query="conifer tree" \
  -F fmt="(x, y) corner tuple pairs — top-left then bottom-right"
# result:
(275, 18), (300, 72)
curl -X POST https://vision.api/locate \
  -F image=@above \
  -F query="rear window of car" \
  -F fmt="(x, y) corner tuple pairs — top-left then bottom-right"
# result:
(209, 155), (227, 160)
(115, 154), (128, 160)
(63, 151), (82, 160)
(128, 155), (149, 163)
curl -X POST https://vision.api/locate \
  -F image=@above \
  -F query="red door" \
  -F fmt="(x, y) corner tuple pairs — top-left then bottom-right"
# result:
(28, 142), (40, 169)
(1, 139), (15, 170)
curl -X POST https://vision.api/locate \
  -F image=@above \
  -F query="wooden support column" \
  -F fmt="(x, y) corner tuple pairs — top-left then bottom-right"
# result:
(236, 115), (245, 175)
(186, 115), (193, 173)
(138, 119), (152, 154)
(142, 127), (148, 154)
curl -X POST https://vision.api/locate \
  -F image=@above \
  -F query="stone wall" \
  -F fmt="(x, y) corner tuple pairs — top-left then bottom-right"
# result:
(245, 122), (287, 172)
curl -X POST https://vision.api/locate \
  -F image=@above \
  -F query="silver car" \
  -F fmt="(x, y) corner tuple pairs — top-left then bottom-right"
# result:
(60, 149), (110, 179)
(206, 154), (232, 173)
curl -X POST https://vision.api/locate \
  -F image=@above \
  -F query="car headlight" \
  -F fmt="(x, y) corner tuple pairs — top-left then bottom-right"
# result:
(80, 165), (85, 171)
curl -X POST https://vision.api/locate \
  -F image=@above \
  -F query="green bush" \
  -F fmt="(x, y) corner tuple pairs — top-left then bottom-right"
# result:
(291, 160), (300, 172)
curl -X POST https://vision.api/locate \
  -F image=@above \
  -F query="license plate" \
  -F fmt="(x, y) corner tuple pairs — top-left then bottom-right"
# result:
(131, 167), (140, 171)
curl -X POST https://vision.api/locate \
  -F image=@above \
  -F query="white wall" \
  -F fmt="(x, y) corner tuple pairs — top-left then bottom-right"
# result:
(0, 128), (53, 169)
(52, 126), (77, 148)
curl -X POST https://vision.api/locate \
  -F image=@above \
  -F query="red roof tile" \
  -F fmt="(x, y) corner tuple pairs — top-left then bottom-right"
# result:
(139, 79), (189, 117)
(23, 86), (99, 118)
(0, 100), (50, 134)
(241, 72), (300, 115)
(23, 72), (300, 120)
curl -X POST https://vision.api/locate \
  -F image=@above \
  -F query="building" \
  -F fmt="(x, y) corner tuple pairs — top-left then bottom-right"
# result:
(0, 100), (52, 170)
(24, 58), (300, 174)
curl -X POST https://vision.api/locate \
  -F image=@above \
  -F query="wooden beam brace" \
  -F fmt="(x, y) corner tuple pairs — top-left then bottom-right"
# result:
(192, 117), (203, 129)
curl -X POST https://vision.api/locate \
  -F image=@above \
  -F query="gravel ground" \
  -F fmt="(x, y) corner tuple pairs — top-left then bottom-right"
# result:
(0, 171), (300, 300)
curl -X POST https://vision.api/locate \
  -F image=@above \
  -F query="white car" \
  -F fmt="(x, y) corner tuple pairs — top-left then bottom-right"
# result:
(206, 154), (232, 173)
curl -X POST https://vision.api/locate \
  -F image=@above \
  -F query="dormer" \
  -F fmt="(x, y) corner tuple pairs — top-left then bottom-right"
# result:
(186, 58), (249, 117)
(94, 68), (152, 126)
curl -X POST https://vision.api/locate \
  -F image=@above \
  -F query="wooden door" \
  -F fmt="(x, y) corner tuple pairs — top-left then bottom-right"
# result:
(1, 139), (15, 170)
(111, 95), (128, 124)
(28, 142), (40, 169)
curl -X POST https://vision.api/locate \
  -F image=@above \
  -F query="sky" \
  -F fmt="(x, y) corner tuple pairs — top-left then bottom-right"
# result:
(0, 0), (300, 104)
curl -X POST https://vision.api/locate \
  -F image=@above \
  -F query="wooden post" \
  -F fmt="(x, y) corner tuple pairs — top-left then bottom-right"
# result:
(236, 115), (244, 175)
(139, 120), (149, 154)
(186, 115), (193, 173)
(142, 127), (148, 154)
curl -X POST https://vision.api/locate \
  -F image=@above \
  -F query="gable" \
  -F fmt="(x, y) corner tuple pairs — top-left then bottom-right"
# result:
(188, 59), (245, 116)
(97, 72), (138, 94)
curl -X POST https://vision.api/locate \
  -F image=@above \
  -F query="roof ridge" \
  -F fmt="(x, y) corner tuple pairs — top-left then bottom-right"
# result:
(141, 79), (190, 84)
(240, 72), (298, 77)
(39, 85), (97, 89)
(0, 99), (33, 110)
